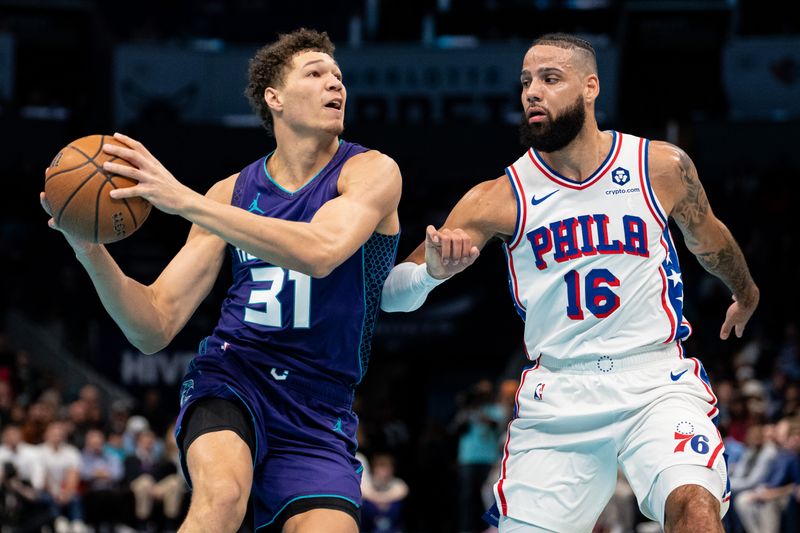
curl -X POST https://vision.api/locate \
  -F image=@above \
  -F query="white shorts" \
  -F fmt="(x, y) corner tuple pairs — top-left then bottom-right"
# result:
(493, 345), (729, 532)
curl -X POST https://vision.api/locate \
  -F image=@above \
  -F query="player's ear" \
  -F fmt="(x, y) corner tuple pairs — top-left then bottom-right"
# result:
(264, 87), (282, 112)
(584, 74), (599, 104)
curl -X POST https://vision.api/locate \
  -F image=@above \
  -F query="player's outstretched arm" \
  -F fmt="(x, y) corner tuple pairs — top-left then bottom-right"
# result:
(650, 141), (759, 340)
(381, 177), (514, 312)
(103, 133), (401, 278)
(40, 180), (230, 354)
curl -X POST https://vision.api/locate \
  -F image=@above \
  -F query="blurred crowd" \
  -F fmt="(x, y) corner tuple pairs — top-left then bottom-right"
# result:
(0, 333), (185, 533)
(2, 321), (800, 532)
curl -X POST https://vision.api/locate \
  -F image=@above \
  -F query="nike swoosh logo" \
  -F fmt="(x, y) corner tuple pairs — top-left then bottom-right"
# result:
(531, 190), (558, 205)
(670, 369), (689, 381)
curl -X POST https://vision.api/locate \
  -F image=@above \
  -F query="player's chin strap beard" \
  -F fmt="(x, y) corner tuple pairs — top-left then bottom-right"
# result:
(519, 97), (586, 153)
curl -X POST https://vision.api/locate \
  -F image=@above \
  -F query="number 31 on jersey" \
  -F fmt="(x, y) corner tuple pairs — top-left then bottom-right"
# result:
(244, 266), (311, 329)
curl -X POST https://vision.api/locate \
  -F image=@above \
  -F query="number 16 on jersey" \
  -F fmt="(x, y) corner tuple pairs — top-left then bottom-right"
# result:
(564, 268), (620, 320)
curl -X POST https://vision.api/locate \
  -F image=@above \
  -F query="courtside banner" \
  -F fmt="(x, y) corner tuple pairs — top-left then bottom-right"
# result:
(723, 37), (800, 121)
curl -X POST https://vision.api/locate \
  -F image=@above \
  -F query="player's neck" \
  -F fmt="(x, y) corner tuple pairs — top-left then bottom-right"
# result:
(539, 127), (612, 183)
(268, 134), (340, 191)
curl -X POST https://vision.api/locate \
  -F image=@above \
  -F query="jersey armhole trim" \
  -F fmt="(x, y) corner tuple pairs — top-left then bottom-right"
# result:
(506, 164), (527, 251)
(638, 138), (669, 228)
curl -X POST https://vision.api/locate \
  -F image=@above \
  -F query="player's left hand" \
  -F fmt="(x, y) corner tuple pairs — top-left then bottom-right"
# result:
(719, 291), (759, 340)
(102, 132), (199, 216)
(424, 225), (480, 279)
(39, 191), (99, 254)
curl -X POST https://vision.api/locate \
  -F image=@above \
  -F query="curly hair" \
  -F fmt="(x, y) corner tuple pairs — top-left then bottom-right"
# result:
(245, 28), (336, 135)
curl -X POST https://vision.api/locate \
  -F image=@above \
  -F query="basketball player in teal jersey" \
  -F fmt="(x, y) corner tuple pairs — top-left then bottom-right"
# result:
(382, 33), (759, 532)
(42, 29), (401, 533)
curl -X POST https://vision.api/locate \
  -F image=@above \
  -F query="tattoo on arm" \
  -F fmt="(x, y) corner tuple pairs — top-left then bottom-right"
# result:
(670, 146), (757, 306)
(672, 149), (710, 249)
(695, 225), (755, 305)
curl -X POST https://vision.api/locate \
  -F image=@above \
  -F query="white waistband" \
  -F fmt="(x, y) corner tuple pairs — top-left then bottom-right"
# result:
(536, 344), (681, 373)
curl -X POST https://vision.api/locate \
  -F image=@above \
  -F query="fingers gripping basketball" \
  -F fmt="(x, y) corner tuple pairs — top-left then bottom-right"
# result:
(44, 134), (152, 244)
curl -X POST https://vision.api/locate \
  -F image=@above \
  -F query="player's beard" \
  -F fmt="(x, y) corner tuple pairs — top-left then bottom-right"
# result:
(519, 95), (586, 153)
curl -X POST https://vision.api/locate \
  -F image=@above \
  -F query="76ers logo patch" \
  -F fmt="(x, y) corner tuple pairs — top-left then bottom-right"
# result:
(673, 421), (710, 454)
(533, 383), (545, 401)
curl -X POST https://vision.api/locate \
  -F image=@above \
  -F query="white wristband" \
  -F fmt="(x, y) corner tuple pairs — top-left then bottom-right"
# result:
(380, 262), (448, 313)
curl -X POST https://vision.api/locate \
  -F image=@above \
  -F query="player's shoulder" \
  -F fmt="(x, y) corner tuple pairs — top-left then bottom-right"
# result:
(457, 175), (515, 227)
(341, 148), (402, 197)
(647, 140), (693, 183)
(205, 173), (240, 203)
(464, 175), (515, 203)
(346, 148), (400, 176)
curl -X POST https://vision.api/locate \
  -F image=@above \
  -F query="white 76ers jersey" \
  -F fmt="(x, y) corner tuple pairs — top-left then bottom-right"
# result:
(504, 131), (690, 361)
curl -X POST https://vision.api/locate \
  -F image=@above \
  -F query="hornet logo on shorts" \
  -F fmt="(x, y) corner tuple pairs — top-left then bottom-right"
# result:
(270, 368), (289, 381)
(180, 379), (194, 407)
(533, 382), (546, 401)
(611, 167), (630, 186)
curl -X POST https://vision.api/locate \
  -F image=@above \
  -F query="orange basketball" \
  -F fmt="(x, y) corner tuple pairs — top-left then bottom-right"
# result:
(44, 134), (151, 244)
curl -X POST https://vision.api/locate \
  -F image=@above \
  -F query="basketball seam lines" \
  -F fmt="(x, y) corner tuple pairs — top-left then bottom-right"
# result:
(94, 180), (104, 243)
(54, 155), (140, 241)
(51, 138), (145, 242)
(55, 168), (102, 228)
(69, 147), (142, 236)
(45, 159), (93, 182)
(90, 153), (141, 229)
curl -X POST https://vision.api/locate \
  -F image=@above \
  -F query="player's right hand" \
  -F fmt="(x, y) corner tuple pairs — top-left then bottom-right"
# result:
(40, 191), (98, 254)
(720, 290), (759, 340)
(424, 225), (479, 279)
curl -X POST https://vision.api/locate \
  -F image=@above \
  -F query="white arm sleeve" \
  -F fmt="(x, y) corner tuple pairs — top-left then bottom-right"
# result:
(380, 261), (448, 312)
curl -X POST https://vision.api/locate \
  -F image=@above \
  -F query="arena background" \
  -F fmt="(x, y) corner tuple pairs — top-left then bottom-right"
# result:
(1, 1), (798, 531)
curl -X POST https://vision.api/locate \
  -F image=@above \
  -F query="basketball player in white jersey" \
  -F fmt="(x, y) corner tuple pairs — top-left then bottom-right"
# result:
(381, 33), (759, 532)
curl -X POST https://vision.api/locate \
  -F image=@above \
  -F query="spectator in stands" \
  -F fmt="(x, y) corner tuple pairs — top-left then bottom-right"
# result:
(730, 422), (779, 493)
(78, 384), (105, 428)
(779, 382), (800, 420)
(726, 393), (750, 444)
(0, 379), (14, 427)
(776, 322), (799, 381)
(11, 349), (46, 407)
(0, 423), (52, 531)
(766, 371), (790, 421)
(22, 400), (56, 445)
(361, 452), (409, 533)
(728, 422), (780, 533)
(734, 416), (800, 533)
(39, 420), (85, 533)
(122, 414), (151, 456)
(66, 399), (92, 450)
(0, 423), (45, 493)
(136, 388), (171, 437)
(103, 430), (126, 464)
(124, 427), (180, 527)
(139, 423), (186, 529)
(450, 379), (506, 533)
(107, 398), (132, 436)
(80, 428), (132, 528)
(480, 378), (518, 513)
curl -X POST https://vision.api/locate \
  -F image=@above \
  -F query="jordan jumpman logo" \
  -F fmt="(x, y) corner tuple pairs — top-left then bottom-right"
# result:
(248, 192), (266, 214)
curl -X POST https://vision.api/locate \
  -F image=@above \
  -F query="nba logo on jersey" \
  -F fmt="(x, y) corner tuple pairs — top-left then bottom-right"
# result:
(533, 383), (545, 401)
(611, 166), (630, 186)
